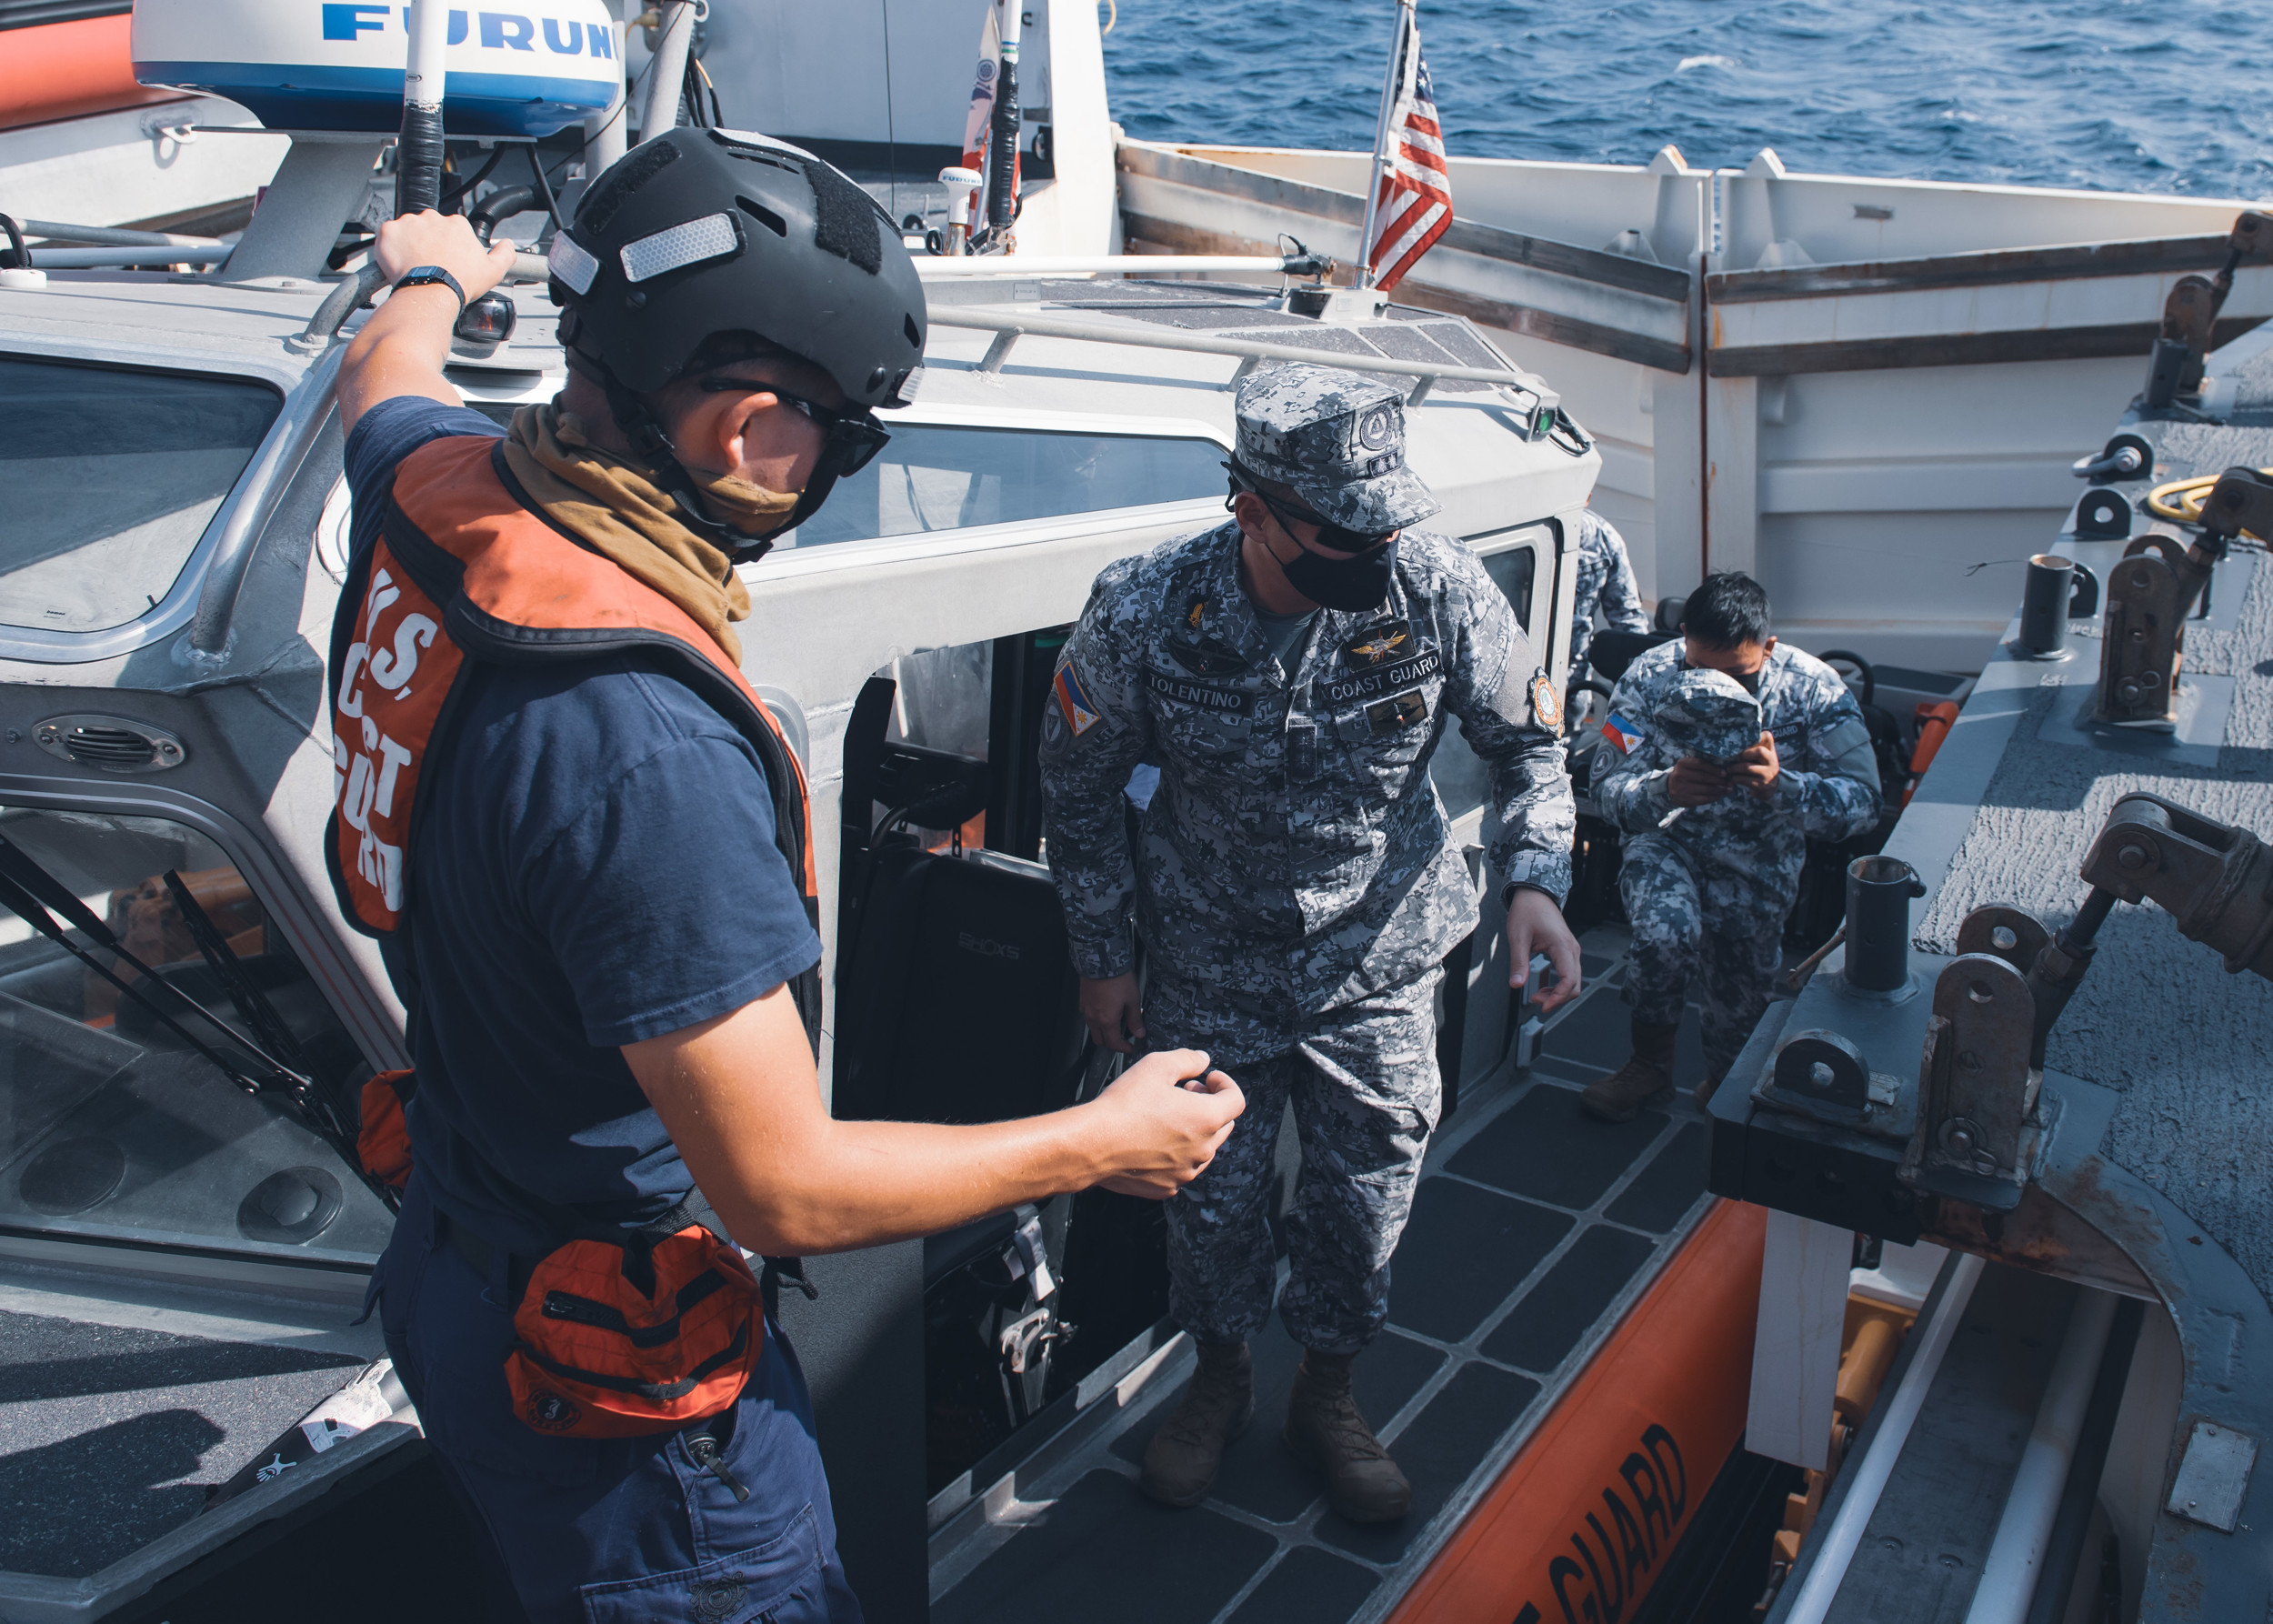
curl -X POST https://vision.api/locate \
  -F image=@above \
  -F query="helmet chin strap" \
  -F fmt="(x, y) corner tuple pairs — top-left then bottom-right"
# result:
(589, 358), (766, 558)
(582, 349), (835, 566)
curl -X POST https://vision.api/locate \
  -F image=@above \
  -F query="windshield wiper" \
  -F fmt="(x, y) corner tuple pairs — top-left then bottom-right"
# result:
(0, 835), (348, 1154)
(161, 868), (311, 1077)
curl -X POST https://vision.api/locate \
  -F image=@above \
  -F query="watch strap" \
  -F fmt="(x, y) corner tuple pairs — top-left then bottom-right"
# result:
(393, 265), (466, 314)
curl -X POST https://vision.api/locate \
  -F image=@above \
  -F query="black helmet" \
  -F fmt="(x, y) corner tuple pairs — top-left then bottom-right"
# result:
(546, 126), (927, 553)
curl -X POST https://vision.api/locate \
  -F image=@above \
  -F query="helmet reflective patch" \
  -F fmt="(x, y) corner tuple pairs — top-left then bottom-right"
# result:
(710, 127), (820, 164)
(619, 213), (741, 284)
(547, 232), (601, 296)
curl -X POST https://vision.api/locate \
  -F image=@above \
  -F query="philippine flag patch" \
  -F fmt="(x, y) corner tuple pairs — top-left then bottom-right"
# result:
(1053, 656), (1103, 737)
(1601, 713), (1644, 754)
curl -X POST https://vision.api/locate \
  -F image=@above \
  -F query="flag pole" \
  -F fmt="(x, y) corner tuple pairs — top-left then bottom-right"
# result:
(1357, 0), (1414, 289)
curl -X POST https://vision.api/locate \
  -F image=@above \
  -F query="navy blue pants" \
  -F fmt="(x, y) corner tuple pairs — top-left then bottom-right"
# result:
(375, 1177), (864, 1624)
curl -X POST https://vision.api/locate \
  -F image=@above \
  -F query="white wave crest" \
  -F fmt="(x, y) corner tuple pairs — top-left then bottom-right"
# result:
(1677, 54), (1738, 72)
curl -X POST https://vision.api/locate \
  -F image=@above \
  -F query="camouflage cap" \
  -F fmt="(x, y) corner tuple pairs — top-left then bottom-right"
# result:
(1232, 363), (1442, 534)
(1654, 668), (1763, 764)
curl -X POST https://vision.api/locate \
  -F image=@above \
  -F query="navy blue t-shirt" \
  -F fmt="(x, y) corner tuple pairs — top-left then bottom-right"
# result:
(344, 396), (820, 1256)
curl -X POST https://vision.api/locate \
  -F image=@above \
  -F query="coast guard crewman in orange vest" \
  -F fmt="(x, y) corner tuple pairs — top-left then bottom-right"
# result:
(333, 127), (1244, 1623)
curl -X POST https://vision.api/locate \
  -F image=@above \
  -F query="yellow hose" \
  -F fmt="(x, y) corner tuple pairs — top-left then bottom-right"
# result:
(2147, 467), (2273, 524)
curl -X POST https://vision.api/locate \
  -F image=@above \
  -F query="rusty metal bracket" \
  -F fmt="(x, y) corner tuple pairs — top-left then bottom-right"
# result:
(2080, 793), (2273, 980)
(1955, 904), (2052, 977)
(2093, 473), (2257, 726)
(1753, 1028), (1908, 1137)
(1900, 952), (2050, 1212)
(2144, 209), (2273, 405)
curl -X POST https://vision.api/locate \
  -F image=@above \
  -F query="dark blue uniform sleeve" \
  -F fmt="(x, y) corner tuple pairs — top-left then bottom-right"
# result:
(522, 735), (822, 1048)
(342, 396), (506, 563)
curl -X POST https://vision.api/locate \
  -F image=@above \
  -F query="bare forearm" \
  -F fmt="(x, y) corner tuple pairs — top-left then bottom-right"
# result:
(699, 1109), (1112, 1256)
(335, 211), (519, 432)
(628, 987), (1240, 1257)
(338, 286), (463, 431)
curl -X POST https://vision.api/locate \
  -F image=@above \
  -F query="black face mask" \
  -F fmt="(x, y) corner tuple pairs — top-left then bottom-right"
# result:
(1729, 664), (1765, 696)
(1281, 535), (1398, 612)
(1249, 486), (1398, 612)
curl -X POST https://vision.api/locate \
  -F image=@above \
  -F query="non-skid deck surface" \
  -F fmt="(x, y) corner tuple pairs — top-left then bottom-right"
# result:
(0, 1308), (366, 1578)
(934, 943), (1715, 1624)
(1913, 413), (2273, 1308)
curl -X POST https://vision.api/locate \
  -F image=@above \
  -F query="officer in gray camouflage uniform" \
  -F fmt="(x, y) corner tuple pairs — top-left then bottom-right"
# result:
(1583, 571), (1880, 1120)
(1038, 363), (1581, 1524)
(1568, 506), (1650, 683)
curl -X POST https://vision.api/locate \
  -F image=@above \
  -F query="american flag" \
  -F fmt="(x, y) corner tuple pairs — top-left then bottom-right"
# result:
(1365, 16), (1451, 293)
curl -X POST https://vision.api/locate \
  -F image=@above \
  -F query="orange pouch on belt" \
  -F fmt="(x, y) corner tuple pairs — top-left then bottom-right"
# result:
(505, 1221), (765, 1439)
(356, 1070), (416, 1190)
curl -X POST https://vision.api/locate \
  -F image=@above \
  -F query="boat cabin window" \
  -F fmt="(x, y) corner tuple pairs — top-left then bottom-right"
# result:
(792, 425), (1226, 547)
(0, 357), (281, 634)
(0, 808), (390, 1261)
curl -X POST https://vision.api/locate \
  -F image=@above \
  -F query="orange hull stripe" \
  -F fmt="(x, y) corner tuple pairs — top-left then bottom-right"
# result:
(1387, 1198), (1767, 1624)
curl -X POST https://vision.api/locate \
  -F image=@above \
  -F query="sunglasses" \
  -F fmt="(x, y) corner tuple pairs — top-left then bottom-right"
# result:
(701, 376), (893, 476)
(1252, 487), (1396, 555)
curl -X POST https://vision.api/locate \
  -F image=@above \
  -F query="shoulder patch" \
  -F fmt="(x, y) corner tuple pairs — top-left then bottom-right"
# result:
(1530, 670), (1562, 731)
(1601, 713), (1644, 754)
(1053, 652), (1103, 738)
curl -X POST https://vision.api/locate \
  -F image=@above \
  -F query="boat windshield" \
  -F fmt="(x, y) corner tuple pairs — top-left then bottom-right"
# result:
(0, 807), (391, 1261)
(792, 423), (1226, 547)
(0, 357), (282, 634)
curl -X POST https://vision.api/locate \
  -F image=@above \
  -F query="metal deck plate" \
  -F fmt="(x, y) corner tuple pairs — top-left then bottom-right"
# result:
(2166, 1422), (2258, 1533)
(2038, 671), (2237, 767)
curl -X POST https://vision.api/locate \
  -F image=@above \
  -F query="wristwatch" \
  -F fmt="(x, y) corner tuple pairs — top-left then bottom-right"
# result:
(393, 264), (466, 314)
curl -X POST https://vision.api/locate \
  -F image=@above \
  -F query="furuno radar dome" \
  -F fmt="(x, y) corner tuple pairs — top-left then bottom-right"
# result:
(131, 0), (620, 137)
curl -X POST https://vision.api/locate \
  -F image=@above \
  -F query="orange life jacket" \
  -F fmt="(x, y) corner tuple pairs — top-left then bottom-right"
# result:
(325, 435), (818, 1436)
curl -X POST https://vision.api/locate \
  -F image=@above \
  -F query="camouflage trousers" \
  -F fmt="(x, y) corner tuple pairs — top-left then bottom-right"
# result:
(1149, 965), (1442, 1356)
(1617, 833), (1786, 1081)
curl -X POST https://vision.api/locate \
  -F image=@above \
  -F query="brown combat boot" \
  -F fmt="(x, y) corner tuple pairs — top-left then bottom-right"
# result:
(1581, 1017), (1679, 1123)
(1283, 1349), (1411, 1523)
(1139, 1338), (1254, 1508)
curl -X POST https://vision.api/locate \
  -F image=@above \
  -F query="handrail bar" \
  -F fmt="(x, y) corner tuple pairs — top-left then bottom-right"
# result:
(24, 246), (233, 269)
(916, 253), (1324, 278)
(188, 346), (345, 656)
(23, 220), (224, 248)
(926, 307), (1558, 413)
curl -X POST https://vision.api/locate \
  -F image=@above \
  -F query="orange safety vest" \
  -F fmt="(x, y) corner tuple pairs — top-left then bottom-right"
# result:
(325, 434), (820, 1437)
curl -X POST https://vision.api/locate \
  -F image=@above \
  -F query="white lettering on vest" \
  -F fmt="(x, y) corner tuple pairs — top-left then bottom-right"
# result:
(341, 753), (375, 832)
(374, 734), (414, 818)
(368, 614), (436, 692)
(337, 642), (370, 720)
(356, 827), (405, 912)
(363, 570), (401, 638)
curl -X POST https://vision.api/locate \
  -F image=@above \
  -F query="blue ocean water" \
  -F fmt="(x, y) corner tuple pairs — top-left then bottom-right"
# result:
(1100, 0), (2273, 199)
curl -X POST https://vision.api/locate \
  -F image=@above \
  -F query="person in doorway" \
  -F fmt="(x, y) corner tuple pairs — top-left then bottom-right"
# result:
(1584, 571), (1879, 1121)
(1038, 364), (1582, 1524)
(334, 128), (1243, 1624)
(1567, 506), (1650, 684)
